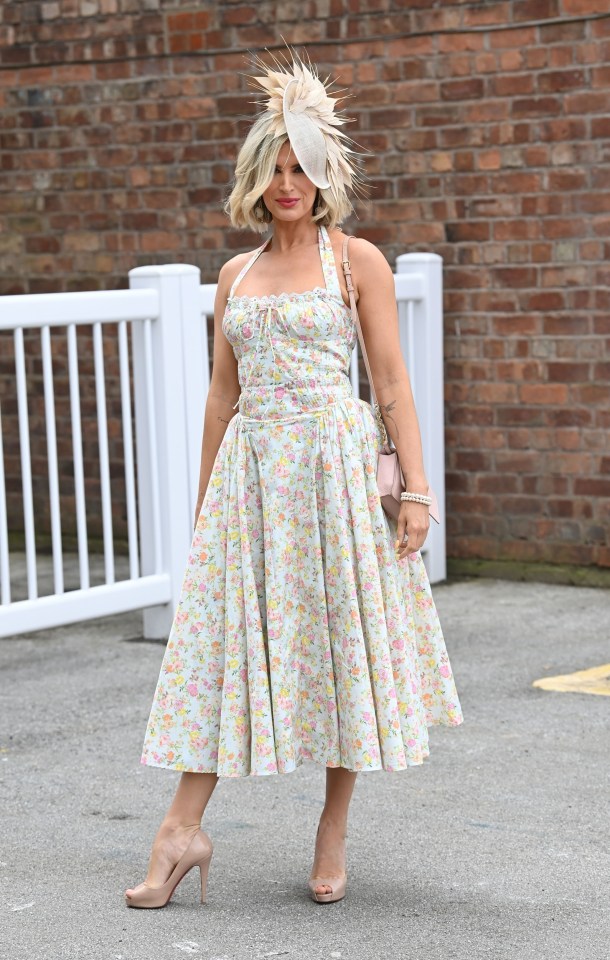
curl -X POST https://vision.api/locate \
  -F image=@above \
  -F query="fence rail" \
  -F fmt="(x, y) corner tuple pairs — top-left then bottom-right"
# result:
(0, 254), (445, 640)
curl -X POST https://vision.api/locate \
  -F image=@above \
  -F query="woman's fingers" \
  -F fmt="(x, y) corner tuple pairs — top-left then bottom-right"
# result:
(395, 504), (430, 560)
(395, 516), (407, 549)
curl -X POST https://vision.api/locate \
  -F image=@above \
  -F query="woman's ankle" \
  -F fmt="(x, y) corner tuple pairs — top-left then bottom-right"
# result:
(157, 818), (201, 838)
(318, 811), (348, 837)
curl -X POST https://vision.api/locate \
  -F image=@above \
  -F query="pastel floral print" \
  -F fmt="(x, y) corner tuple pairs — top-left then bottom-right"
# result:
(141, 226), (463, 777)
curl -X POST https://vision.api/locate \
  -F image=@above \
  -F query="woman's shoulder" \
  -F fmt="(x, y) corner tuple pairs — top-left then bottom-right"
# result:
(217, 245), (262, 295)
(328, 229), (393, 288)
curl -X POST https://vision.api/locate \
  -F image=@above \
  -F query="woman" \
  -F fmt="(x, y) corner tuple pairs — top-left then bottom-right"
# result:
(125, 53), (463, 909)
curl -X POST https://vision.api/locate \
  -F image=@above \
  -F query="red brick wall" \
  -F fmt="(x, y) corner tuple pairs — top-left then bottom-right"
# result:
(1, 1), (609, 570)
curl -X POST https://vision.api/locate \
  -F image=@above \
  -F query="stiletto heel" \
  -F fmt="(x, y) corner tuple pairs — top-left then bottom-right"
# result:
(199, 851), (213, 903)
(125, 829), (213, 909)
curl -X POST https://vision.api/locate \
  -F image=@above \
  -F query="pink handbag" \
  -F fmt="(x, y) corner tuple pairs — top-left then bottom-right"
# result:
(341, 236), (440, 525)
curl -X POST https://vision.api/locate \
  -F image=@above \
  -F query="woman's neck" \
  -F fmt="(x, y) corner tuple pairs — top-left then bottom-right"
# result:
(267, 219), (319, 253)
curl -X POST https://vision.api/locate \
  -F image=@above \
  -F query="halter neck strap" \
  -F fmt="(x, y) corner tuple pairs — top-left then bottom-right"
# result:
(228, 236), (272, 299)
(318, 225), (343, 299)
(228, 226), (342, 300)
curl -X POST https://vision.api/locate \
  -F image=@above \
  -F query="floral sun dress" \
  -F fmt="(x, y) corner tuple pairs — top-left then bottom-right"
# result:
(141, 225), (463, 777)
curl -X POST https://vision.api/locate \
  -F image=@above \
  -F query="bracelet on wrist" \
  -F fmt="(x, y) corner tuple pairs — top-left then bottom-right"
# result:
(400, 491), (432, 506)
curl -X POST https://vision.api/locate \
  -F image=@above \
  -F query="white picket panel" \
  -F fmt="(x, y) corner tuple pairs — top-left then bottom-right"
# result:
(0, 253), (445, 640)
(0, 286), (172, 638)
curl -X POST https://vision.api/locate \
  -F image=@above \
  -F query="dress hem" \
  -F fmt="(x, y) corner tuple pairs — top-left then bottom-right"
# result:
(140, 717), (463, 778)
(140, 755), (427, 777)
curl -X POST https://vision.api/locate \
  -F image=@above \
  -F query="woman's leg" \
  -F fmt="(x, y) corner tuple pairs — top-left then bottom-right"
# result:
(310, 766), (357, 895)
(126, 772), (219, 892)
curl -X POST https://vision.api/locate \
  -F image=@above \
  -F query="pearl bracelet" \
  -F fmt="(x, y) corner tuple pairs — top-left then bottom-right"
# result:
(400, 491), (432, 506)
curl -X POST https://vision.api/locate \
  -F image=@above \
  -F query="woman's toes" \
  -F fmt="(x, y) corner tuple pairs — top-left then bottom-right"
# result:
(125, 884), (144, 897)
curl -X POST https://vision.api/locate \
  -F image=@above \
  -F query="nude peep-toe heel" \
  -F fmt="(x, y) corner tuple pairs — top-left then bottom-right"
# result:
(308, 872), (347, 904)
(125, 829), (213, 909)
(308, 823), (347, 904)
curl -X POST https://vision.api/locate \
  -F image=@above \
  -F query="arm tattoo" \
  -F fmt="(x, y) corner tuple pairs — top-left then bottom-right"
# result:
(381, 399), (399, 440)
(217, 415), (231, 425)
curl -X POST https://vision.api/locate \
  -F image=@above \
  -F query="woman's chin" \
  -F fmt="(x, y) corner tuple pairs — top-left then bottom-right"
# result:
(274, 207), (301, 218)
(268, 203), (314, 223)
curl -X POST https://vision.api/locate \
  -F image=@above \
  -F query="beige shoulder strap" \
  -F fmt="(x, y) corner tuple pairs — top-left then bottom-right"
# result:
(341, 235), (378, 408)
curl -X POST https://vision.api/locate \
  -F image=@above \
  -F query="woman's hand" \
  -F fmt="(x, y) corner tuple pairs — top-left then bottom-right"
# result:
(395, 500), (430, 560)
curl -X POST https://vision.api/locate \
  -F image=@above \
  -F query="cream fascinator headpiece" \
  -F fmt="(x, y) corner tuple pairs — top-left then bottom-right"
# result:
(249, 51), (365, 198)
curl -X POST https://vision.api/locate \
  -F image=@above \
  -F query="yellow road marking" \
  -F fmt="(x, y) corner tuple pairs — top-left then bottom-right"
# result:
(533, 663), (610, 697)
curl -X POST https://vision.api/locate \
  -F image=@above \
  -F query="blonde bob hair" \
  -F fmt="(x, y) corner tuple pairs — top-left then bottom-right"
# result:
(224, 114), (356, 234)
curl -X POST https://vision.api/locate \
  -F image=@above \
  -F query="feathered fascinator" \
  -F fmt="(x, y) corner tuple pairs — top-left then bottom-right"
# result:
(248, 50), (365, 199)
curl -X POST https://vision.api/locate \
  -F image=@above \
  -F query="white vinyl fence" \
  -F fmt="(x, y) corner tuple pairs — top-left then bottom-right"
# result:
(0, 253), (445, 640)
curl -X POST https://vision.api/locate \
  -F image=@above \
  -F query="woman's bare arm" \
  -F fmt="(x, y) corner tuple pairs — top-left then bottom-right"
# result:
(349, 237), (430, 560)
(193, 259), (243, 527)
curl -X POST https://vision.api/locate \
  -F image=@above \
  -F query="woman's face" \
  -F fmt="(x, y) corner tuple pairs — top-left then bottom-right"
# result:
(261, 141), (317, 223)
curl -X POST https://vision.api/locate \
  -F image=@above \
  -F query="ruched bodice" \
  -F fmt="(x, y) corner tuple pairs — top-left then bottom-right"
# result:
(222, 226), (357, 420)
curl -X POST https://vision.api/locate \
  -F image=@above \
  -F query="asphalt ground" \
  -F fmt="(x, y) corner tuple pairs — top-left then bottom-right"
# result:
(1, 578), (609, 960)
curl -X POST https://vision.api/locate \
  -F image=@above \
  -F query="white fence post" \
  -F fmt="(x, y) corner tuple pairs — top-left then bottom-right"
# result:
(395, 253), (447, 583)
(129, 264), (208, 640)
